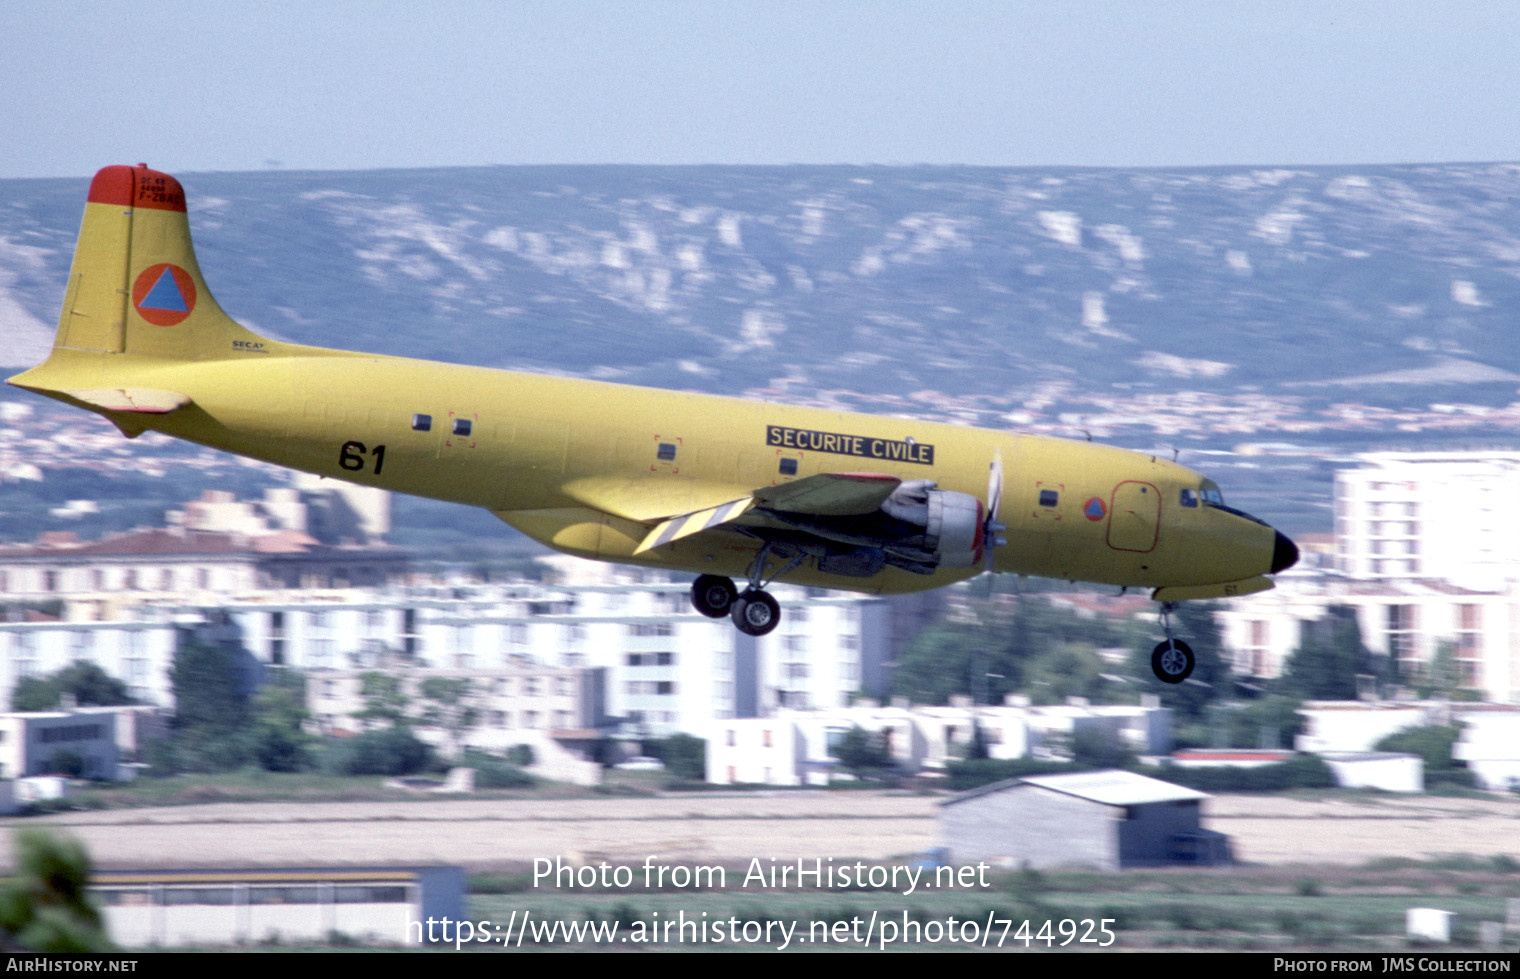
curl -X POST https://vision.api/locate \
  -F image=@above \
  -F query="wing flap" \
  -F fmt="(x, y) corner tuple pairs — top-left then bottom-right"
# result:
(633, 497), (755, 555)
(618, 472), (905, 556)
(752, 472), (901, 516)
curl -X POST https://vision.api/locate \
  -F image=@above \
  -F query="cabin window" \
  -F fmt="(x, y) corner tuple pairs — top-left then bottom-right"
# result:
(1180, 489), (1199, 508)
(1038, 489), (1059, 507)
(779, 457), (798, 476)
(411, 414), (432, 432)
(657, 442), (677, 461)
(453, 418), (472, 437)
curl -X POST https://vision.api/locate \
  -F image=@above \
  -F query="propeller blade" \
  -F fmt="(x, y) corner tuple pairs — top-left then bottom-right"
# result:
(984, 452), (1005, 573)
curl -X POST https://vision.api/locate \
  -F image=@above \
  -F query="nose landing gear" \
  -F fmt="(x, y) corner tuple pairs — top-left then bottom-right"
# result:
(1150, 602), (1195, 684)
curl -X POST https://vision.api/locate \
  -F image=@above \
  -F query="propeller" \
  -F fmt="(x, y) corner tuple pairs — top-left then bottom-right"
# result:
(984, 451), (1007, 574)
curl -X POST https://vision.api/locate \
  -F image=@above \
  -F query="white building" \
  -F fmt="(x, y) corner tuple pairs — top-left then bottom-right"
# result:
(705, 700), (1171, 786)
(1334, 452), (1520, 588)
(94, 866), (464, 948)
(307, 663), (607, 784)
(1295, 700), (1443, 754)
(1217, 451), (1520, 702)
(0, 558), (902, 739)
(1450, 707), (1520, 790)
(1217, 576), (1520, 700)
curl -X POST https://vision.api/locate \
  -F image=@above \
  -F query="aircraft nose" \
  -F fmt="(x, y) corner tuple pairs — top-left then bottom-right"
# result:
(1270, 531), (1299, 574)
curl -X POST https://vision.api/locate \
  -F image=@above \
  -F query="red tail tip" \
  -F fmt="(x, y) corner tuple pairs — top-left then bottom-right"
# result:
(87, 165), (186, 212)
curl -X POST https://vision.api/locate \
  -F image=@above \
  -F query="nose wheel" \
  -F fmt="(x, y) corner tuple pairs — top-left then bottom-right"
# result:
(1150, 602), (1195, 684)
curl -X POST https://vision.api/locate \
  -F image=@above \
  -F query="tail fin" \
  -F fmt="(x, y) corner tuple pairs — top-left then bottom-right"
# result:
(45, 164), (269, 361)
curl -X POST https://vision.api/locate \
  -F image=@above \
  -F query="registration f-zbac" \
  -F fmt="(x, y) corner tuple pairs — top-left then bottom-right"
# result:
(8, 166), (1299, 683)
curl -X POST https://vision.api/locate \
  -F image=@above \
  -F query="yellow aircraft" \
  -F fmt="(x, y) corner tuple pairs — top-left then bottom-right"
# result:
(8, 165), (1297, 683)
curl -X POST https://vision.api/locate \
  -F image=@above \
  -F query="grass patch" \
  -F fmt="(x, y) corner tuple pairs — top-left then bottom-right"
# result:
(464, 863), (1518, 950)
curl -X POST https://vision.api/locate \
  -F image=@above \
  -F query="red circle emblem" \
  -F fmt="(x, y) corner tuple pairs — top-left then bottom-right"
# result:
(1083, 497), (1107, 521)
(131, 263), (197, 327)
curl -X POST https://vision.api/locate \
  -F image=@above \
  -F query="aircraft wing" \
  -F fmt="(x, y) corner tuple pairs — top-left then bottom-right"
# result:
(631, 472), (902, 555)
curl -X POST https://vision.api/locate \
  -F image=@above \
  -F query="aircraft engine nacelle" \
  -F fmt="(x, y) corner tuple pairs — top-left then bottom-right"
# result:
(880, 480), (985, 568)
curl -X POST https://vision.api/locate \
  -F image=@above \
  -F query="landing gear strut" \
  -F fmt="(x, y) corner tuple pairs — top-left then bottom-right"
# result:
(1150, 601), (1195, 684)
(691, 543), (804, 637)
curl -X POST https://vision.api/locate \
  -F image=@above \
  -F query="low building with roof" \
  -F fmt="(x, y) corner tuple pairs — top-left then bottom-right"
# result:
(92, 865), (464, 948)
(0, 709), (118, 780)
(937, 769), (1228, 870)
(1319, 751), (1423, 793)
(1451, 709), (1520, 790)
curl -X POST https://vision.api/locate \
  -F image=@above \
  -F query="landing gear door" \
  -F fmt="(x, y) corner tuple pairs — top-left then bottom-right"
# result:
(1107, 480), (1160, 553)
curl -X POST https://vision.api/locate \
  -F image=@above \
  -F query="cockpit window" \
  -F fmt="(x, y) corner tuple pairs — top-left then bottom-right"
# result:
(1200, 480), (1225, 506)
(1180, 489), (1199, 508)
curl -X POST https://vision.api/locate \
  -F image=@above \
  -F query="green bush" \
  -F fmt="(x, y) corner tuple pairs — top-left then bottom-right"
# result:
(1374, 725), (1462, 772)
(44, 750), (85, 779)
(647, 733), (706, 781)
(943, 758), (1084, 791)
(460, 750), (534, 788)
(320, 727), (432, 776)
(1139, 755), (1335, 792)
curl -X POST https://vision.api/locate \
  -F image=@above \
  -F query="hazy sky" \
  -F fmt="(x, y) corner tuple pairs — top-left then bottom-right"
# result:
(5, 1), (1520, 179)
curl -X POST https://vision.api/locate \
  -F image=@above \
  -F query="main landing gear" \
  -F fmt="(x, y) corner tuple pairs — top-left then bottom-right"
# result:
(1150, 601), (1195, 685)
(690, 544), (804, 637)
(691, 573), (780, 636)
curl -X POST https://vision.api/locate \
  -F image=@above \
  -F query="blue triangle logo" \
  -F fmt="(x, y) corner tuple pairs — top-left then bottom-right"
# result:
(140, 268), (189, 312)
(1084, 498), (1106, 519)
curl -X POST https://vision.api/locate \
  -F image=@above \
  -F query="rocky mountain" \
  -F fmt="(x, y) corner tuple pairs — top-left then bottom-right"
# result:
(5, 163), (1520, 409)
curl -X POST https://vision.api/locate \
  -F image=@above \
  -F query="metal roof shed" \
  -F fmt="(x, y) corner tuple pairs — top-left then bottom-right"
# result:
(937, 769), (1225, 870)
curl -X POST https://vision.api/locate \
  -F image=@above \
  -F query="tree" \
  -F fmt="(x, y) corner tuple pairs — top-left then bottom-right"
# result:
(1023, 642), (1107, 706)
(1417, 641), (1470, 700)
(11, 663), (132, 712)
(161, 639), (256, 772)
(170, 639), (249, 736)
(322, 726), (432, 776)
(249, 671), (313, 772)
(418, 676), (478, 759)
(650, 734), (705, 781)
(1282, 606), (1371, 701)
(43, 750), (84, 779)
(832, 726), (893, 775)
(1069, 726), (1137, 769)
(356, 672), (409, 729)
(892, 594), (1139, 706)
(0, 831), (112, 952)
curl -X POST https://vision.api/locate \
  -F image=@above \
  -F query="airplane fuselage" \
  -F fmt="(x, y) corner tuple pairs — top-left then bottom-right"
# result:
(71, 343), (1282, 597)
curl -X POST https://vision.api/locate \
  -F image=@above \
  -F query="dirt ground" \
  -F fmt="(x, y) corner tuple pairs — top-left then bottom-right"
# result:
(8, 790), (1519, 871)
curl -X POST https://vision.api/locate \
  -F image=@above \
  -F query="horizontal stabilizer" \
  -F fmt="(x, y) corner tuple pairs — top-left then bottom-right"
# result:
(62, 388), (191, 414)
(633, 497), (755, 555)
